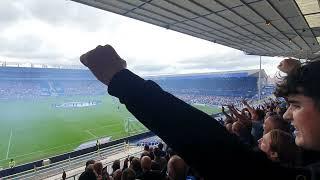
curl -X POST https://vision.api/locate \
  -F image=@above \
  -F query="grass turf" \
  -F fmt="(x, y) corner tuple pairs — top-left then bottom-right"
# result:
(0, 95), (219, 168)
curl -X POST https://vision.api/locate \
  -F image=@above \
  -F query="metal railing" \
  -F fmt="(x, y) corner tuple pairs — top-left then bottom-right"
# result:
(63, 149), (143, 180)
(3, 142), (140, 180)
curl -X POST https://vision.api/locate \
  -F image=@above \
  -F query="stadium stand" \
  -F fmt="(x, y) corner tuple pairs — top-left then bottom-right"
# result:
(0, 67), (272, 104)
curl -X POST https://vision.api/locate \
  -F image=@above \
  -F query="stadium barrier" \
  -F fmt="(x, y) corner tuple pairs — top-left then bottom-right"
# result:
(9, 142), (134, 179)
(0, 131), (154, 178)
(63, 148), (143, 180)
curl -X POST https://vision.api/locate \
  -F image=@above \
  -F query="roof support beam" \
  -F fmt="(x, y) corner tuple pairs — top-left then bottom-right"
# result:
(293, 0), (319, 46)
(123, 0), (153, 15)
(127, 0), (273, 52)
(238, 0), (302, 50)
(158, 0), (278, 52)
(264, 0), (312, 50)
(115, 0), (265, 52)
(188, 0), (285, 52)
(210, 0), (295, 52)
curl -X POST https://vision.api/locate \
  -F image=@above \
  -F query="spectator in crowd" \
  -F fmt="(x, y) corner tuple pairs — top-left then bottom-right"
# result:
(112, 159), (121, 176)
(154, 147), (167, 171)
(79, 164), (99, 180)
(85, 159), (96, 169)
(129, 156), (135, 163)
(151, 160), (161, 171)
(141, 150), (151, 159)
(277, 58), (301, 74)
(122, 158), (129, 171)
(113, 169), (122, 180)
(144, 144), (149, 151)
(258, 129), (300, 166)
(167, 155), (187, 180)
(141, 156), (152, 173)
(121, 168), (135, 180)
(165, 147), (176, 162)
(80, 45), (320, 180)
(263, 113), (290, 135)
(93, 162), (103, 178)
(149, 146), (155, 160)
(158, 142), (166, 157)
(140, 156), (162, 180)
(62, 169), (66, 180)
(129, 157), (143, 178)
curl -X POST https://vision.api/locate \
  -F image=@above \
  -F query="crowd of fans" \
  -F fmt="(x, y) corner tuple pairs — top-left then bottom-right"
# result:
(220, 98), (301, 167)
(75, 143), (197, 180)
(174, 94), (244, 106)
(0, 81), (43, 99)
(0, 80), (107, 99)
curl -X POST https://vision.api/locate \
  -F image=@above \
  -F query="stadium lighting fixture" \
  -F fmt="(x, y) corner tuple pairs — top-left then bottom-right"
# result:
(265, 20), (271, 26)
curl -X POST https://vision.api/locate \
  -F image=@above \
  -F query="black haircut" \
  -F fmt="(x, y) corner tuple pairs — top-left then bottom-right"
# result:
(268, 114), (291, 133)
(79, 168), (97, 180)
(85, 160), (95, 167)
(158, 142), (164, 150)
(256, 109), (265, 121)
(275, 60), (320, 109)
(144, 144), (149, 151)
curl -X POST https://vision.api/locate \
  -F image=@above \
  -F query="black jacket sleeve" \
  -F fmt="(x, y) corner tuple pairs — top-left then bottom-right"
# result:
(108, 69), (310, 180)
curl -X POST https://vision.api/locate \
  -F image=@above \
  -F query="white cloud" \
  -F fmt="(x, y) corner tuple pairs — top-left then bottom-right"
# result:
(0, 0), (283, 76)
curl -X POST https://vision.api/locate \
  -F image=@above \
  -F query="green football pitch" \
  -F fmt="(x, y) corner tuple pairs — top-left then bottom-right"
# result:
(0, 95), (220, 168)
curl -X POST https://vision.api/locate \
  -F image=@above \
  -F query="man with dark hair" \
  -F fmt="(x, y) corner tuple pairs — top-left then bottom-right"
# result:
(80, 45), (320, 180)
(158, 142), (166, 157)
(144, 144), (149, 151)
(275, 61), (320, 150)
(129, 157), (143, 178)
(112, 159), (121, 176)
(85, 159), (96, 168)
(121, 168), (136, 180)
(167, 155), (187, 180)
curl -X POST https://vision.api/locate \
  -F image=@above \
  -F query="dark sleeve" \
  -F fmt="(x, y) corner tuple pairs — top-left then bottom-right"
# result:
(108, 69), (306, 180)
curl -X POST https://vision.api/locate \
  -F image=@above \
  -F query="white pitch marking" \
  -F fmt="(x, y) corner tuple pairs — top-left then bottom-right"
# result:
(85, 130), (97, 138)
(6, 129), (13, 159)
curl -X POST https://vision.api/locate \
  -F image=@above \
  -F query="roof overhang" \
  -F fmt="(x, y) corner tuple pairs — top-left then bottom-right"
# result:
(71, 0), (320, 60)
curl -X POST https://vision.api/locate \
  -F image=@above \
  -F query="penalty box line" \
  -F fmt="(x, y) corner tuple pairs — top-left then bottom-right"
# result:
(85, 130), (97, 139)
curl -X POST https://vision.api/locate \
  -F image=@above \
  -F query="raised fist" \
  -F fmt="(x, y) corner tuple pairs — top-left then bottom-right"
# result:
(80, 45), (126, 85)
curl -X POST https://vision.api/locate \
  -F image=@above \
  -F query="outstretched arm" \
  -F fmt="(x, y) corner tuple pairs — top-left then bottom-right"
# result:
(80, 45), (292, 180)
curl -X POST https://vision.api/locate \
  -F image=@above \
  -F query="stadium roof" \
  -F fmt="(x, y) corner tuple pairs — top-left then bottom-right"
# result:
(71, 0), (320, 61)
